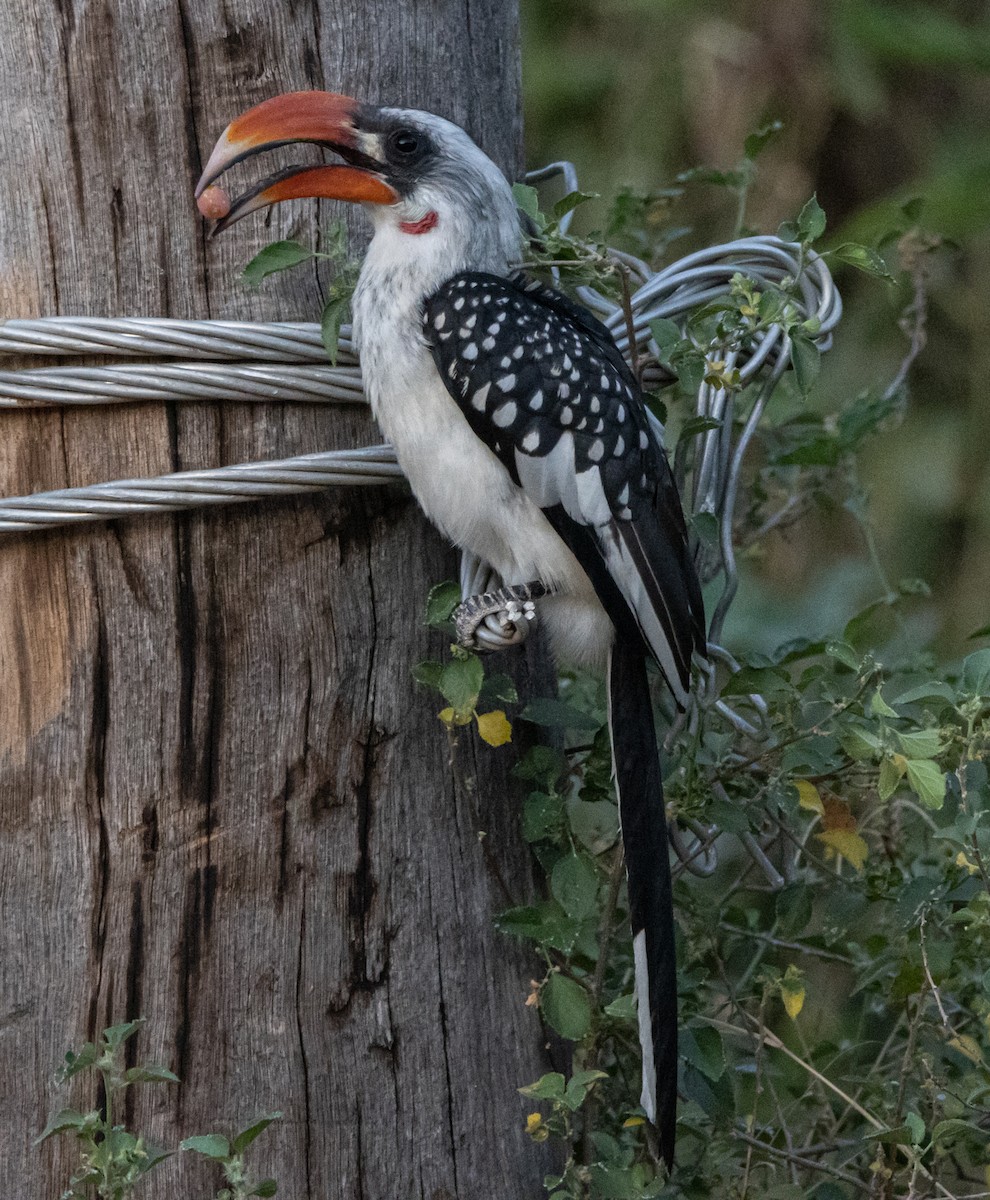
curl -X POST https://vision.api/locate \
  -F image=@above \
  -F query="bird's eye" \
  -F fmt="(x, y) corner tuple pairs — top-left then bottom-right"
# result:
(391, 129), (420, 156)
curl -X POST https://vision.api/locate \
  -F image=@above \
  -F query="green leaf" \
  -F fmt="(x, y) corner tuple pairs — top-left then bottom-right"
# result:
(691, 510), (719, 547)
(320, 295), (349, 365)
(568, 798), (619, 854)
(870, 690), (899, 718)
(520, 697), (601, 732)
(541, 972), (592, 1040)
(890, 681), (957, 706)
(438, 655), (484, 714)
(512, 183), (541, 222)
(251, 1181), (279, 1198)
(518, 1072), (566, 1102)
(678, 415), (724, 440)
(180, 1133), (231, 1159)
(603, 993), (636, 1021)
(720, 665), (793, 699)
(905, 759), (946, 809)
(553, 190), (598, 219)
(233, 1112), (283, 1154)
(522, 791), (566, 844)
(825, 640), (861, 670)
(828, 243), (893, 280)
(963, 648), (990, 695)
(797, 194), (827, 243)
(588, 1164), (642, 1198)
(103, 1019), (145, 1051)
(34, 1108), (94, 1145)
(744, 119), (784, 160)
(681, 1026), (726, 1082)
(563, 1069), (608, 1111)
(649, 318), (683, 361)
(931, 1118), (988, 1147)
(496, 902), (582, 954)
(123, 1064), (179, 1085)
(550, 852), (599, 921)
(411, 660), (443, 689)
(512, 745), (566, 790)
(790, 333), (821, 394)
(424, 580), (461, 628)
(904, 1111), (926, 1145)
(879, 756), (905, 801)
(840, 724), (882, 761)
(59, 1043), (99, 1081)
(478, 672), (518, 705)
(242, 241), (312, 286)
(895, 728), (943, 759)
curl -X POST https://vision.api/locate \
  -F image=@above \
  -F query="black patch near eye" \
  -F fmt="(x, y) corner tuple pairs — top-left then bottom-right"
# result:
(389, 128), (420, 157)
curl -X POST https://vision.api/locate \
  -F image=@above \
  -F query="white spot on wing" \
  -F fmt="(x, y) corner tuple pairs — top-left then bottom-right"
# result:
(588, 439), (605, 462)
(471, 383), (491, 412)
(494, 401), (517, 427)
(497, 374), (516, 391)
(522, 429), (540, 452)
(530, 389), (544, 411)
(434, 312), (446, 330)
(614, 434), (625, 456)
(575, 466), (610, 526)
(462, 343), (478, 361)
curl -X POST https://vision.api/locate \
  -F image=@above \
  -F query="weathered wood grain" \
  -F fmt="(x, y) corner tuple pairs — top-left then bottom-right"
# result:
(0, 2), (557, 1195)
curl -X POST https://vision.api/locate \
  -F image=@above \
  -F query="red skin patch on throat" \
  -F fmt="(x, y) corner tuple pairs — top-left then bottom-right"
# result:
(399, 210), (439, 235)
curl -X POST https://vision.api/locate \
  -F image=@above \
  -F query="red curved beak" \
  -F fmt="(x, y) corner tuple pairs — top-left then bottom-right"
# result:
(195, 90), (398, 231)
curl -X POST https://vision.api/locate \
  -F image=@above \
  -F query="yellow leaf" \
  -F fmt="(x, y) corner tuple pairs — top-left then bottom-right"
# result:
(525, 1112), (542, 1133)
(949, 1034), (984, 1065)
(780, 964), (806, 1020)
(816, 827), (869, 871)
(795, 780), (824, 816)
(438, 706), (472, 728)
(623, 1116), (646, 1128)
(956, 850), (980, 876)
(476, 709), (512, 747)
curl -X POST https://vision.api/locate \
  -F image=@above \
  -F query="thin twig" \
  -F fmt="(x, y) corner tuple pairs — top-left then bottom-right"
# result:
(719, 922), (856, 965)
(732, 1129), (872, 1194)
(919, 911), (951, 1030)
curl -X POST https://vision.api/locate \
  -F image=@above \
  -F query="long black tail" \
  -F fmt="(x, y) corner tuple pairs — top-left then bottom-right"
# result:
(607, 636), (677, 1170)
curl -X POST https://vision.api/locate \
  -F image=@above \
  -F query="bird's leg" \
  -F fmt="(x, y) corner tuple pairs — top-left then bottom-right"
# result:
(453, 580), (554, 651)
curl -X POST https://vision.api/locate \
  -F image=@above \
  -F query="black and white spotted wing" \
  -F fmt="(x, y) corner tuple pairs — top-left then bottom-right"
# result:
(422, 270), (705, 700)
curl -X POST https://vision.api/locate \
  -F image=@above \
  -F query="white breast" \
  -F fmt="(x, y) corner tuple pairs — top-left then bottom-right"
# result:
(352, 279), (614, 669)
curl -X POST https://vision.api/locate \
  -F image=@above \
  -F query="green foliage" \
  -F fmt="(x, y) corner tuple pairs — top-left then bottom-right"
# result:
(181, 1113), (282, 1199)
(39, 1020), (281, 1200)
(37, 1019), (176, 1199)
(241, 219), (359, 363)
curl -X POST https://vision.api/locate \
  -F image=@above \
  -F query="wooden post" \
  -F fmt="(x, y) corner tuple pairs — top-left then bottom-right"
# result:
(0, 2), (555, 1195)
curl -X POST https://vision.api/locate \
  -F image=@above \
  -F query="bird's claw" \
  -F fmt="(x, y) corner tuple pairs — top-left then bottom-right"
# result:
(453, 582), (549, 652)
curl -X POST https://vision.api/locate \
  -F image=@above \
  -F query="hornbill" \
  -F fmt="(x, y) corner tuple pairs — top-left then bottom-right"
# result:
(196, 91), (706, 1167)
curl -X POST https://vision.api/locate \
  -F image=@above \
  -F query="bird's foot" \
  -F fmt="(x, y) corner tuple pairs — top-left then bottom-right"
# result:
(453, 580), (552, 652)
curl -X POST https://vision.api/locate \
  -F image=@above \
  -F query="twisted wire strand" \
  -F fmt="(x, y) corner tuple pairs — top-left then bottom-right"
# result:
(0, 317), (357, 363)
(0, 446), (403, 533)
(0, 362), (366, 407)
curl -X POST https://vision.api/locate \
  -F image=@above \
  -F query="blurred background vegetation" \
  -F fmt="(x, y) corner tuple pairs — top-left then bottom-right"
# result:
(521, 0), (990, 662)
